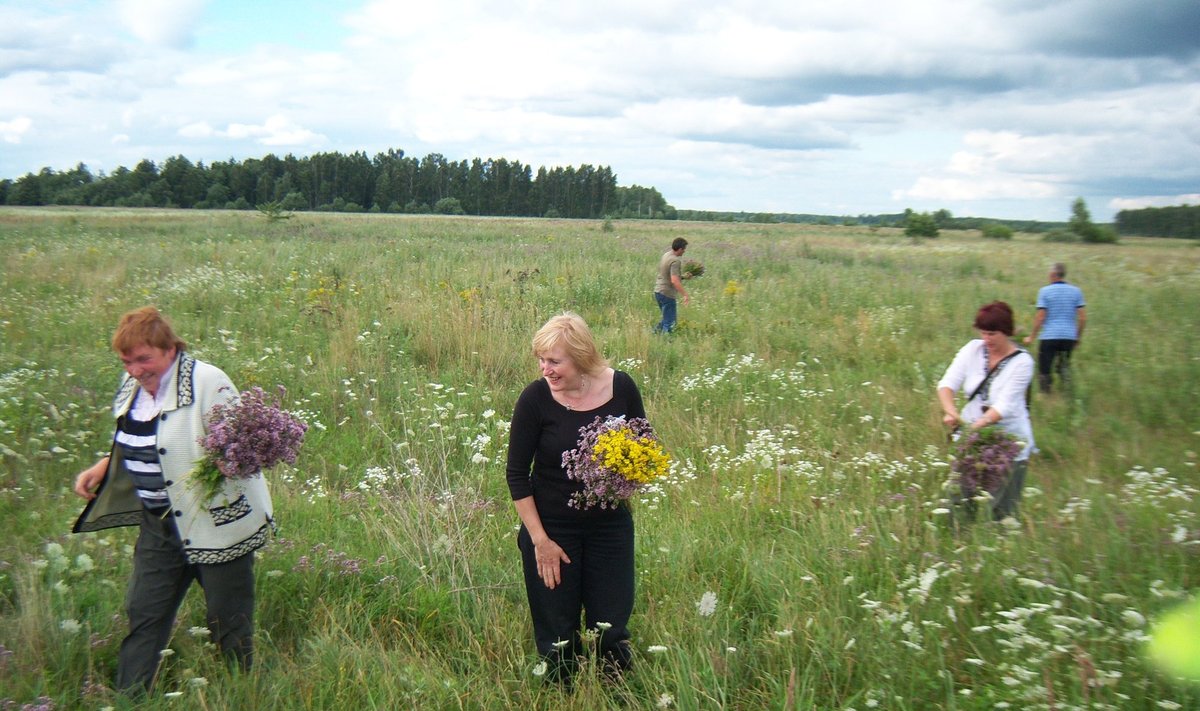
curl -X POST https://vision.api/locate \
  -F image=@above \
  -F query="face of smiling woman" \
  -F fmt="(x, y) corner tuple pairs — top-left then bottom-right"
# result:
(119, 343), (177, 397)
(537, 344), (585, 394)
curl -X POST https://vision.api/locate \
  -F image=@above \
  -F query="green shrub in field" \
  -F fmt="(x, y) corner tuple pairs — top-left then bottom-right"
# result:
(981, 223), (1014, 240)
(1043, 228), (1078, 243)
(1083, 225), (1120, 243)
(904, 211), (939, 238)
(434, 197), (465, 215)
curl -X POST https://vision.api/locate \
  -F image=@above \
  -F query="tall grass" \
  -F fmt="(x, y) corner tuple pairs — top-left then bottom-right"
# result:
(0, 207), (1197, 709)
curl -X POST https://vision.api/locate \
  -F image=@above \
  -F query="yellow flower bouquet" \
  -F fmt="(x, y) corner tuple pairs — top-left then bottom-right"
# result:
(562, 416), (671, 509)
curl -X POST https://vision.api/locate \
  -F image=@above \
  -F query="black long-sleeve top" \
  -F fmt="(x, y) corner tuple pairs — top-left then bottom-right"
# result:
(505, 371), (646, 520)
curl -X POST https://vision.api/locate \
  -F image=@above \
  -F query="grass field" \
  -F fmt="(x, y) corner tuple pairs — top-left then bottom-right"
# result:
(1, 207), (1197, 709)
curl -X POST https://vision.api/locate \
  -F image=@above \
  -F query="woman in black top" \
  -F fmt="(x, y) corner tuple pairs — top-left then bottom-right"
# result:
(506, 312), (647, 683)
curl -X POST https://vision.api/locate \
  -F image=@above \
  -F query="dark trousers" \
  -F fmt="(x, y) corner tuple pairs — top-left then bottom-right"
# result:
(990, 460), (1028, 521)
(518, 509), (635, 681)
(117, 508), (255, 692)
(1036, 339), (1076, 392)
(955, 460), (1029, 524)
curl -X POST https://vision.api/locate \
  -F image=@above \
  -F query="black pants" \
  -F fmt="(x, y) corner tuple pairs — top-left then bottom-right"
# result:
(518, 509), (634, 681)
(117, 508), (256, 692)
(1036, 339), (1076, 392)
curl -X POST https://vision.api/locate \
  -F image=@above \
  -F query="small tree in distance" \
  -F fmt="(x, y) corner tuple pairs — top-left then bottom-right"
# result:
(1069, 197), (1118, 243)
(256, 201), (293, 222)
(904, 209), (939, 238)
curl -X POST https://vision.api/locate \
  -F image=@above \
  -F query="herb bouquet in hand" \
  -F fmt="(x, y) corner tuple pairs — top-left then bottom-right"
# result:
(950, 425), (1022, 507)
(193, 386), (308, 502)
(682, 259), (706, 279)
(562, 416), (671, 510)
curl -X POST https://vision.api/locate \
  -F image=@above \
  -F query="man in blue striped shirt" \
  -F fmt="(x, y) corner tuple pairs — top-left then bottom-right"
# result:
(1024, 262), (1086, 393)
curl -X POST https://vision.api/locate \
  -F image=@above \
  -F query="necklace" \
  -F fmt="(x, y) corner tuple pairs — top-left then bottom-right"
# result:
(563, 375), (589, 411)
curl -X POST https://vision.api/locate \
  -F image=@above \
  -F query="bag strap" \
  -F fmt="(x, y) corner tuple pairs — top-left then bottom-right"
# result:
(966, 349), (1024, 406)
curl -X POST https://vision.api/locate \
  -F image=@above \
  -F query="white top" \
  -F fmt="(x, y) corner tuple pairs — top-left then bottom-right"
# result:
(937, 339), (1036, 461)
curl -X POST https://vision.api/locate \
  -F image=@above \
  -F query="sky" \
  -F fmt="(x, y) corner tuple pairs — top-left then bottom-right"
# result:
(1, 0), (1198, 222)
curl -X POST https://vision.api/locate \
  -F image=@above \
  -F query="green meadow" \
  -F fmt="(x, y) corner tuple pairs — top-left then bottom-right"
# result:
(1, 207), (1197, 709)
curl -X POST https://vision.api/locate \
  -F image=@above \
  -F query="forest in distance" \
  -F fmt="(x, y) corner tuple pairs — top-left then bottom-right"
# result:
(1, 146), (1197, 237)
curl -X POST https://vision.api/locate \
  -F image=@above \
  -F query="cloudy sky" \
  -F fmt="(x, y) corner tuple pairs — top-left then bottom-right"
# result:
(1, 0), (1197, 221)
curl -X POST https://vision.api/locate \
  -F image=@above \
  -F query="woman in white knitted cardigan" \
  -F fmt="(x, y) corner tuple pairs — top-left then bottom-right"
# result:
(73, 306), (273, 693)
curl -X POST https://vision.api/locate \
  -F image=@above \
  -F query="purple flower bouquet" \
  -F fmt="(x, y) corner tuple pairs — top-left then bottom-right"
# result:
(193, 385), (308, 501)
(562, 415), (670, 510)
(951, 425), (1022, 502)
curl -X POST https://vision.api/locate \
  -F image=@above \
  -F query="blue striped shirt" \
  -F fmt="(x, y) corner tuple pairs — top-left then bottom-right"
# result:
(1036, 281), (1085, 340)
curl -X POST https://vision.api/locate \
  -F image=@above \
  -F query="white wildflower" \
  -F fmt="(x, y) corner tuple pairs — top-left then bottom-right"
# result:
(697, 591), (718, 617)
(532, 661), (547, 677)
(60, 618), (82, 634)
(647, 645), (668, 653)
(1121, 609), (1146, 628)
(657, 693), (675, 708)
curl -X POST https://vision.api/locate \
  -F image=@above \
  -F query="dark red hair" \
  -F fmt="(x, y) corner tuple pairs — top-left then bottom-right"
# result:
(973, 301), (1015, 335)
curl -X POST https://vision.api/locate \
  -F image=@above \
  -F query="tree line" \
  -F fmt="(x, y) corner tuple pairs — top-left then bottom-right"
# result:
(1114, 205), (1200, 239)
(0, 149), (677, 220)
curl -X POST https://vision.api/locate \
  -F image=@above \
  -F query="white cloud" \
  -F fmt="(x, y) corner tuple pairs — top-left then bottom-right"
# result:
(0, 116), (32, 143)
(1110, 194), (1200, 211)
(117, 0), (207, 48)
(179, 122), (214, 138)
(217, 115), (324, 147)
(896, 176), (1060, 202)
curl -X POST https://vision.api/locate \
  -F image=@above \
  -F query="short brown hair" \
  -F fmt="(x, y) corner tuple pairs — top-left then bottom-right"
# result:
(531, 312), (607, 375)
(972, 301), (1015, 336)
(671, 237), (688, 251)
(112, 306), (187, 354)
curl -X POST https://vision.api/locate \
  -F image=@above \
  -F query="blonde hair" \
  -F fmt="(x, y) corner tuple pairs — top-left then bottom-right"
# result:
(531, 312), (607, 375)
(112, 306), (187, 354)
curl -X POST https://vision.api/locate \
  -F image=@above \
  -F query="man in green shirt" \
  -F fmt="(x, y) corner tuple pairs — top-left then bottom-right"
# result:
(653, 237), (690, 333)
